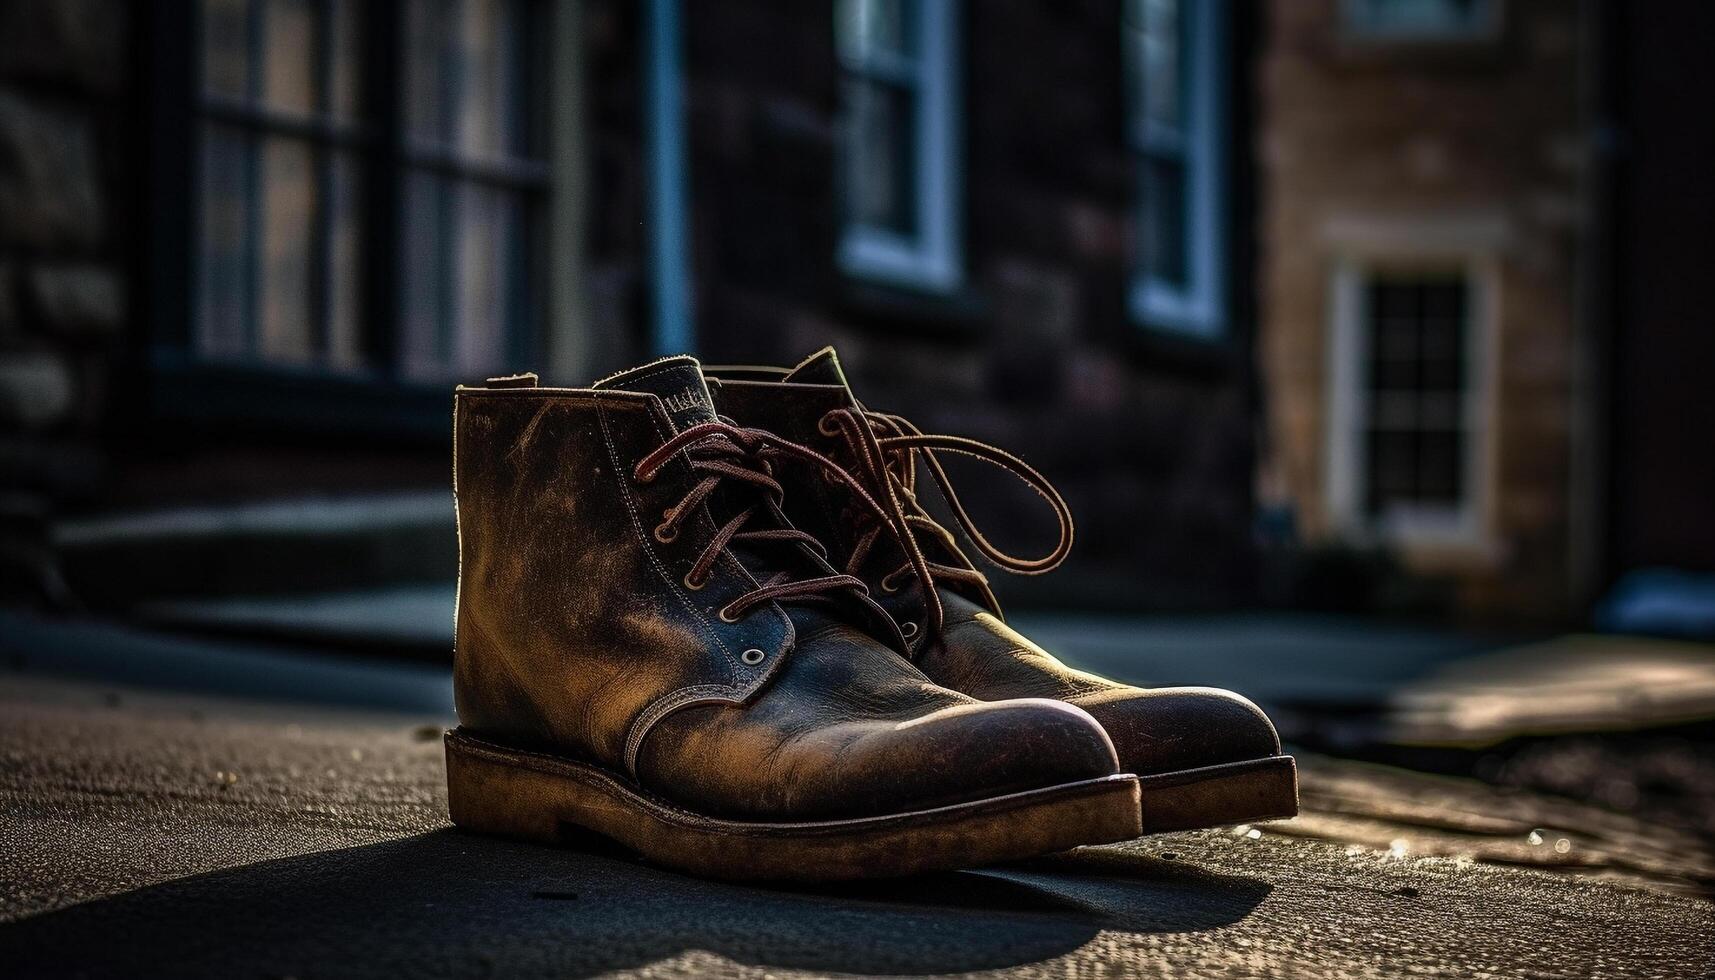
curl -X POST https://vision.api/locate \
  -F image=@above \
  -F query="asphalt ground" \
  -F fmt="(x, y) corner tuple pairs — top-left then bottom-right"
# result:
(2, 659), (1711, 978)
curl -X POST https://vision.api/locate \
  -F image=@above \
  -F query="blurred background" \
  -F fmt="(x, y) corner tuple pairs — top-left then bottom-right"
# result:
(2, 0), (1714, 863)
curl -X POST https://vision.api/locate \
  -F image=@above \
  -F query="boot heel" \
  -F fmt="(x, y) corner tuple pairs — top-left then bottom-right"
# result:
(444, 729), (569, 845)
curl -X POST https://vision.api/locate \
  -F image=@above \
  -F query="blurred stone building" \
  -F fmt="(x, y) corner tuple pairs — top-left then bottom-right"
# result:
(0, 0), (1708, 624)
(1253, 0), (1714, 620)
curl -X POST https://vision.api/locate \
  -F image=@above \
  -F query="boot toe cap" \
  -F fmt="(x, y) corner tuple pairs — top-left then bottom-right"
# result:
(1069, 685), (1283, 776)
(639, 694), (1122, 820)
(801, 697), (1124, 817)
(896, 697), (1123, 795)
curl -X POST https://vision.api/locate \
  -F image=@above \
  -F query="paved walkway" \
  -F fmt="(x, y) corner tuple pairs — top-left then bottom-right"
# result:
(2, 631), (1711, 978)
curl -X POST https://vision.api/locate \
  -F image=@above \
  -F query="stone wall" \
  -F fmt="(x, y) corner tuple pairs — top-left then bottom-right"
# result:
(0, 0), (129, 504)
(1255, 0), (1586, 619)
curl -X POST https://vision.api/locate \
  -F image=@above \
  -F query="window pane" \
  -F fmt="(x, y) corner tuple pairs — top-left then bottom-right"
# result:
(459, 0), (530, 159)
(407, 0), (533, 159)
(400, 172), (448, 378)
(258, 137), (318, 364)
(454, 185), (525, 375)
(261, 0), (317, 115)
(1345, 0), (1492, 37)
(1127, 0), (1182, 134)
(1139, 155), (1187, 286)
(405, 0), (450, 145)
(837, 0), (917, 64)
(1367, 431), (1418, 512)
(401, 174), (530, 380)
(1417, 431), (1462, 503)
(202, 0), (251, 100)
(844, 78), (917, 236)
(326, 152), (365, 371)
(329, 0), (364, 122)
(197, 125), (252, 358)
(1363, 276), (1469, 516)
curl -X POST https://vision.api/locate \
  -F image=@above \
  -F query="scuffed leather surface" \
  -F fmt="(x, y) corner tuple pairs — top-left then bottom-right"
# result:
(708, 376), (1287, 778)
(454, 388), (792, 774)
(929, 594), (1283, 776)
(455, 385), (1122, 819)
(636, 619), (1120, 819)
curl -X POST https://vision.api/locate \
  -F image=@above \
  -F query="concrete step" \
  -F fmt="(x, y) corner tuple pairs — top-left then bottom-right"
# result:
(52, 492), (456, 607)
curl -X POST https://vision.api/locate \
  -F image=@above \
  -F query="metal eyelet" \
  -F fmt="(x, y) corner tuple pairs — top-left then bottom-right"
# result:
(899, 621), (919, 639)
(654, 522), (678, 544)
(817, 413), (840, 437)
(740, 648), (765, 665)
(880, 571), (905, 594)
(717, 605), (741, 623)
(683, 572), (707, 591)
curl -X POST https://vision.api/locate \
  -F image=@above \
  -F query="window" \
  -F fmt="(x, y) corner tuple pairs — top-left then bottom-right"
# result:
(1361, 277), (1467, 518)
(835, 0), (961, 293)
(1124, 0), (1227, 338)
(1341, 0), (1500, 41)
(189, 0), (546, 385)
(1326, 256), (1494, 549)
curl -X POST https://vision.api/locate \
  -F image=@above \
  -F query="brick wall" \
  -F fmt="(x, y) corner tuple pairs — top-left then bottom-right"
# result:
(1255, 0), (1586, 619)
(0, 1), (1260, 612)
(659, 0), (1260, 609)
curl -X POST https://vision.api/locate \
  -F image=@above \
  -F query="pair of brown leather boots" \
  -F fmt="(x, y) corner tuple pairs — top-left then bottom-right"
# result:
(446, 348), (1296, 881)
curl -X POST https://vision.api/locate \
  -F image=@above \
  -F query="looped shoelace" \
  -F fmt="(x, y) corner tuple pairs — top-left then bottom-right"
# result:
(633, 420), (912, 625)
(817, 407), (1076, 636)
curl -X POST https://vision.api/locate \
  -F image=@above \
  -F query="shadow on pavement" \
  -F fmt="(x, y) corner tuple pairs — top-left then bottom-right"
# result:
(0, 829), (1271, 978)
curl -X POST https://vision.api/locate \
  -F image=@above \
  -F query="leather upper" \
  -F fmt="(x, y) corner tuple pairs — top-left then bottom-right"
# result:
(706, 351), (1285, 777)
(454, 385), (795, 775)
(453, 359), (1124, 819)
(637, 615), (1121, 819)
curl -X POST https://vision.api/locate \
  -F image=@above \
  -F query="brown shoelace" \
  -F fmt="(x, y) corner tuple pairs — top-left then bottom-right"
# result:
(634, 420), (912, 625)
(816, 406), (1076, 636)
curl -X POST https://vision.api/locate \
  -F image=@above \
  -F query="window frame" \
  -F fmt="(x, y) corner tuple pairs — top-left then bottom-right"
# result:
(1324, 242), (1500, 555)
(835, 0), (963, 295)
(144, 0), (563, 438)
(1339, 0), (1503, 44)
(1125, 0), (1229, 340)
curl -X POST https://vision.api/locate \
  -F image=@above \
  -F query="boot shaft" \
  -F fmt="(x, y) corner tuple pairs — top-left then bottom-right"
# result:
(453, 366), (797, 774)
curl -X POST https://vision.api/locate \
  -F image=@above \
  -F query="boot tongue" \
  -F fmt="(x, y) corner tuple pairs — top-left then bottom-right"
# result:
(783, 346), (852, 390)
(599, 355), (865, 634)
(593, 355), (716, 432)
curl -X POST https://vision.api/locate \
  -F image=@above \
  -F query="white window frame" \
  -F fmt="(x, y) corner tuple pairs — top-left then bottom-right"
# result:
(1126, 0), (1228, 339)
(1339, 0), (1502, 43)
(1323, 222), (1502, 555)
(836, 0), (962, 294)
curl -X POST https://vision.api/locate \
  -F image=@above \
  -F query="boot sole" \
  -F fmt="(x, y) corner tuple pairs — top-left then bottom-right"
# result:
(444, 728), (1143, 881)
(1137, 755), (1300, 834)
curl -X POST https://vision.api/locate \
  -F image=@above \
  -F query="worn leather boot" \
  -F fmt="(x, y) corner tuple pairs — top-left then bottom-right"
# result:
(447, 356), (1141, 881)
(706, 348), (1298, 834)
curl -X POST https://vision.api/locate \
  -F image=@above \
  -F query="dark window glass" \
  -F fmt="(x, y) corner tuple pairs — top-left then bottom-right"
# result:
(1139, 156), (1187, 287)
(1362, 276), (1468, 516)
(837, 0), (922, 239)
(1126, 0), (1196, 298)
(1344, 0), (1493, 38)
(842, 77), (918, 237)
